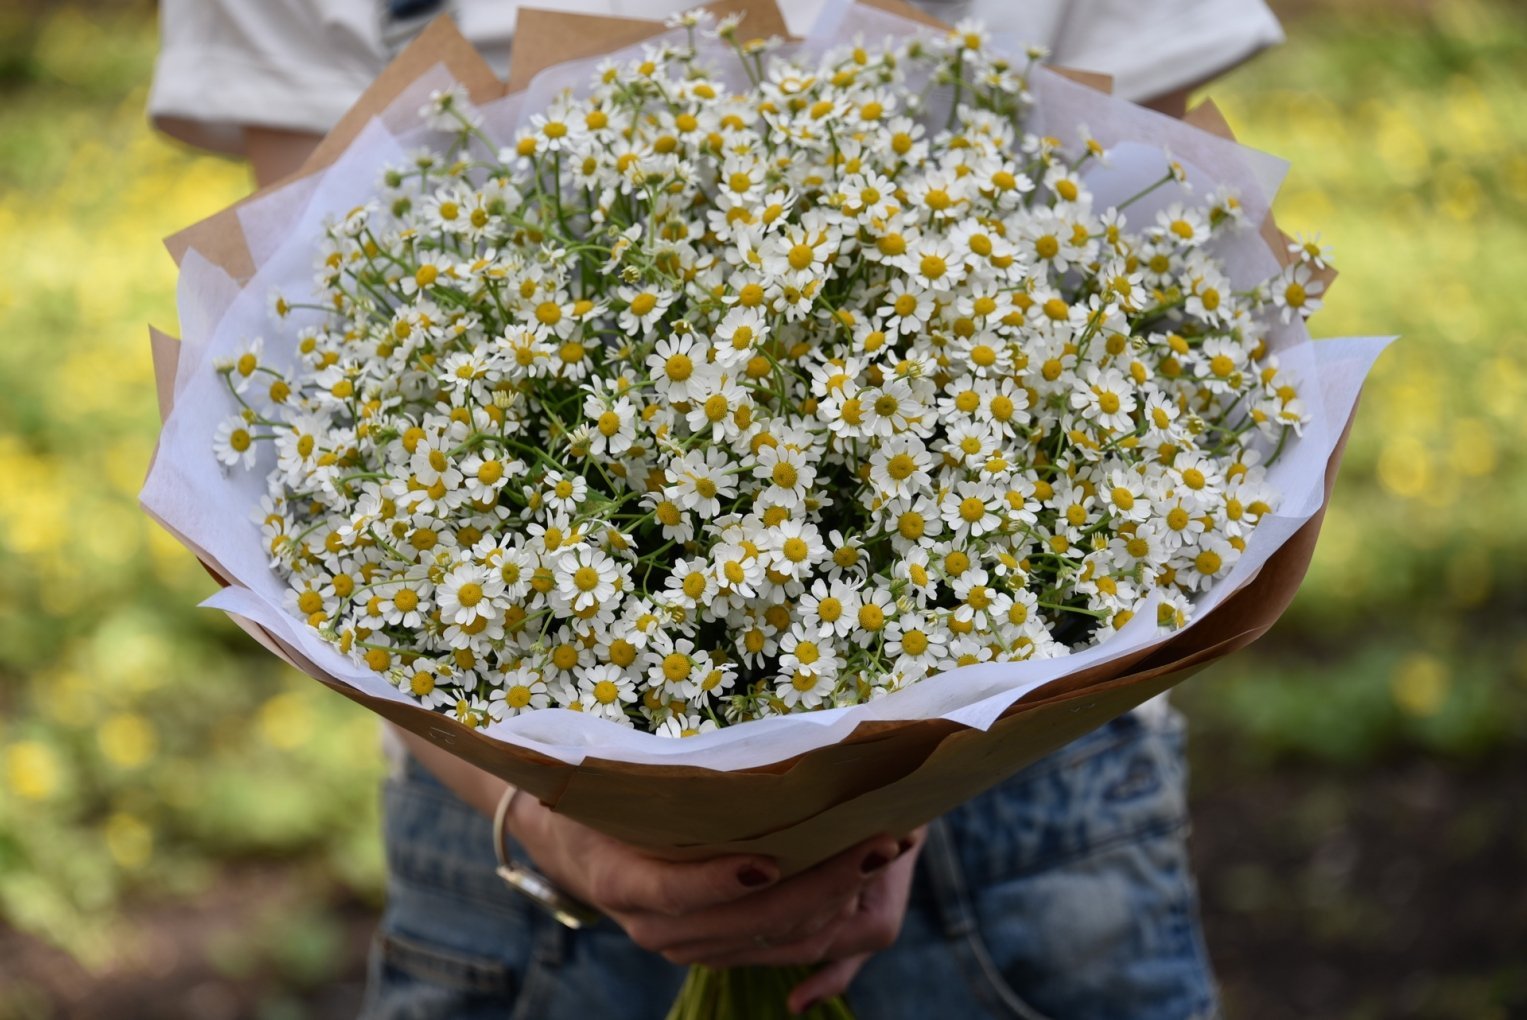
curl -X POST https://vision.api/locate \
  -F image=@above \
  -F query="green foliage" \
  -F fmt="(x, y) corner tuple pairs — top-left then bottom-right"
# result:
(1180, 0), (1527, 760)
(0, 8), (385, 967)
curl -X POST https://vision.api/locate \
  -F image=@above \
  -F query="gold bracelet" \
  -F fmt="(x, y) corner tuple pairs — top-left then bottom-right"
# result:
(491, 784), (603, 930)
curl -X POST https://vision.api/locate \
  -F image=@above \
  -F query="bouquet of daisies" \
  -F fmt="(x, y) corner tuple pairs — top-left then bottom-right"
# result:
(143, 0), (1387, 1011)
(208, 11), (1327, 735)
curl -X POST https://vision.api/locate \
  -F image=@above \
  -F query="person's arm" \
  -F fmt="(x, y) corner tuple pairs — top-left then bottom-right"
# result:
(1143, 86), (1193, 119)
(246, 126), (323, 186)
(392, 723), (921, 988)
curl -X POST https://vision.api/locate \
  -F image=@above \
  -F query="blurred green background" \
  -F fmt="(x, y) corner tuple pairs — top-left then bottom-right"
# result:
(1, 1), (1524, 1017)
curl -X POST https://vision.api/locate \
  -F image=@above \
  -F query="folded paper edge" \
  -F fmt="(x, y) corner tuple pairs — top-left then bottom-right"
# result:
(150, 326), (179, 422)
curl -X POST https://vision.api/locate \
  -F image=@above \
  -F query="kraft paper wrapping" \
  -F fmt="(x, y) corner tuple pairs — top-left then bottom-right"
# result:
(144, 0), (1388, 873)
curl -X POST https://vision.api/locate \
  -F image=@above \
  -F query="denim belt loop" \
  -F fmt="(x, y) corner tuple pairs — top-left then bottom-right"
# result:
(922, 818), (1057, 1020)
(922, 817), (977, 939)
(533, 912), (569, 968)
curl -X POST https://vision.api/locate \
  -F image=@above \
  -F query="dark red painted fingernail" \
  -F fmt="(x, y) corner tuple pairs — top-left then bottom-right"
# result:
(897, 836), (915, 855)
(796, 997), (821, 1015)
(739, 864), (773, 887)
(860, 851), (890, 875)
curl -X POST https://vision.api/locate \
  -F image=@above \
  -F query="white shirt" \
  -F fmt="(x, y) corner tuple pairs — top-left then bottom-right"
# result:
(150, 0), (1282, 157)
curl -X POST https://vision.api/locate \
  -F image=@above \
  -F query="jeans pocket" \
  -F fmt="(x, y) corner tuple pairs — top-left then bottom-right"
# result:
(966, 830), (1217, 1020)
(376, 929), (516, 992)
(916, 820), (1059, 1020)
(369, 762), (546, 1018)
(951, 710), (1191, 886)
(364, 930), (520, 1019)
(921, 712), (1217, 1020)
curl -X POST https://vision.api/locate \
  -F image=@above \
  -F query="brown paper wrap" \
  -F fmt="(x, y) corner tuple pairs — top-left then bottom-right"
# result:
(148, 0), (1357, 874)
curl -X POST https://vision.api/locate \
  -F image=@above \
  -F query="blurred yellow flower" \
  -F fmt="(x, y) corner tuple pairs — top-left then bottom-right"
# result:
(4, 740), (64, 801)
(1376, 435), (1431, 499)
(99, 713), (158, 768)
(103, 812), (154, 870)
(1449, 417), (1498, 477)
(1506, 153), (1527, 203)
(1370, 102), (1429, 187)
(1443, 75), (1501, 158)
(258, 692), (314, 750)
(1390, 653), (1450, 718)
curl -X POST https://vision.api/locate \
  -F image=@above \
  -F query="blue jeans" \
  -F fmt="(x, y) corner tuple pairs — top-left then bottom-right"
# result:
(362, 709), (1218, 1019)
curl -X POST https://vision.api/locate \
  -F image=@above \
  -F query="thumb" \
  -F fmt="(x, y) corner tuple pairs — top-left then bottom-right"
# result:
(787, 953), (868, 1016)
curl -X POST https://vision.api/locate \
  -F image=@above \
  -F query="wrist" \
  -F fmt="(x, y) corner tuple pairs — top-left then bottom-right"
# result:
(494, 780), (544, 862)
(491, 785), (601, 929)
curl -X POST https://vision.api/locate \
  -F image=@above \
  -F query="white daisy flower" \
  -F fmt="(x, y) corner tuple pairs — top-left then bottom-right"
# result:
(214, 415), (260, 469)
(578, 664), (638, 723)
(437, 562), (505, 626)
(489, 667), (550, 720)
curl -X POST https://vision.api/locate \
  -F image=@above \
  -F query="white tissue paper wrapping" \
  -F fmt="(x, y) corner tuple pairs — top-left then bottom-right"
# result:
(141, 1), (1393, 770)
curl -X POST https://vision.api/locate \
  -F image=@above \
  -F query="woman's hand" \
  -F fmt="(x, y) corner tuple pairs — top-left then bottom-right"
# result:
(686, 826), (927, 1015)
(397, 724), (920, 1008)
(510, 793), (923, 1003)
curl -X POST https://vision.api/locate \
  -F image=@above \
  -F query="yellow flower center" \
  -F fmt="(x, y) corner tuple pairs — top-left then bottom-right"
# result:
(662, 653), (690, 682)
(665, 353), (694, 381)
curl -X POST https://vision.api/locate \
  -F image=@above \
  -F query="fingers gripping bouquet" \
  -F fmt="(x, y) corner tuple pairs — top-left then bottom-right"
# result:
(142, 0), (1389, 1013)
